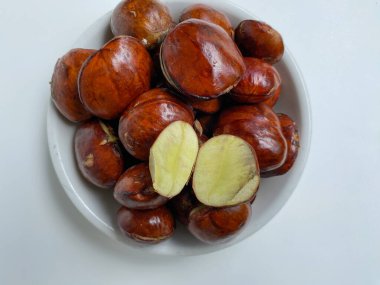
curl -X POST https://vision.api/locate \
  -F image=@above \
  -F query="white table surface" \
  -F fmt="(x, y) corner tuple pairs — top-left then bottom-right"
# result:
(1, 0), (379, 284)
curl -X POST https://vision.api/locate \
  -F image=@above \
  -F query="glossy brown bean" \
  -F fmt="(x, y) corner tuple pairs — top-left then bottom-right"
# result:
(231, 58), (281, 104)
(118, 88), (194, 160)
(51, 48), (95, 122)
(214, 104), (287, 173)
(111, 0), (174, 49)
(235, 20), (284, 64)
(179, 4), (233, 38)
(127, 87), (176, 108)
(74, 120), (124, 188)
(188, 203), (251, 244)
(78, 36), (153, 120)
(117, 206), (175, 243)
(161, 19), (245, 99)
(186, 97), (222, 114)
(169, 186), (201, 225)
(262, 113), (300, 177)
(114, 163), (168, 209)
(262, 84), (281, 107)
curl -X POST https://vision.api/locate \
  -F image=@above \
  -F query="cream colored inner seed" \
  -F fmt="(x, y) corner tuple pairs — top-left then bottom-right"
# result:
(193, 135), (260, 207)
(149, 121), (199, 198)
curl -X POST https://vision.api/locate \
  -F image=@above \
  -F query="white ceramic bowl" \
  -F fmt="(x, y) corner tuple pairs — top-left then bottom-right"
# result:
(47, 0), (311, 256)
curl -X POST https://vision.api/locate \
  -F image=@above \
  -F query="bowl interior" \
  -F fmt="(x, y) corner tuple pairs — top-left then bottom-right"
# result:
(47, 0), (311, 256)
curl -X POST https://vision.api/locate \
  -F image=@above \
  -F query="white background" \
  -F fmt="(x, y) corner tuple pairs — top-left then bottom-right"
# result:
(1, 0), (379, 284)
